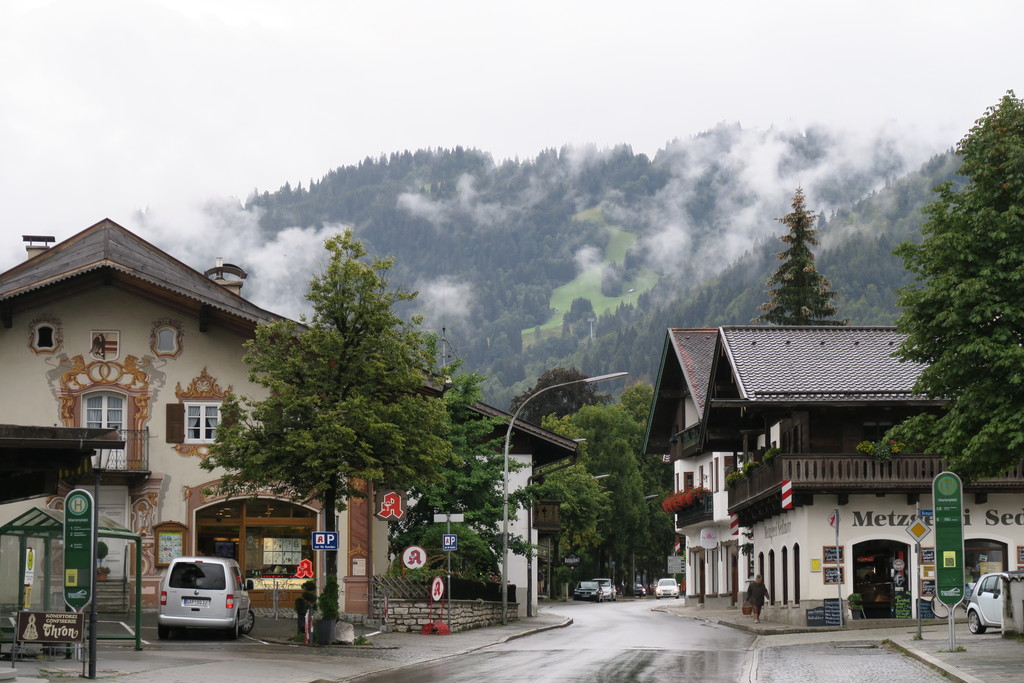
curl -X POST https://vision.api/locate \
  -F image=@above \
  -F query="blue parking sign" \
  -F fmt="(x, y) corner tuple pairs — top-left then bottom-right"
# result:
(312, 531), (339, 550)
(442, 534), (457, 552)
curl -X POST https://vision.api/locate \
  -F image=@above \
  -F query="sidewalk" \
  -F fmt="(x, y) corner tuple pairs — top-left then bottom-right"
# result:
(657, 599), (1024, 683)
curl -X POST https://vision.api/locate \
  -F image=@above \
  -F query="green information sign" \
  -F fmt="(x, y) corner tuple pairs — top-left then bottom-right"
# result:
(63, 489), (94, 611)
(933, 472), (965, 606)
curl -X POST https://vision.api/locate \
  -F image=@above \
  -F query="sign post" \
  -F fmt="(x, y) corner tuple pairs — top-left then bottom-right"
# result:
(434, 512), (464, 630)
(933, 471), (964, 651)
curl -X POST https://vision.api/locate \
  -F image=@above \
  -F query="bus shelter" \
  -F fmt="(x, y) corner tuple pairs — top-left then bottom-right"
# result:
(0, 507), (143, 650)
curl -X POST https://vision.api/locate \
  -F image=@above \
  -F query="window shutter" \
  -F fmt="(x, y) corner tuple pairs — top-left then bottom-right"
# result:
(166, 403), (184, 443)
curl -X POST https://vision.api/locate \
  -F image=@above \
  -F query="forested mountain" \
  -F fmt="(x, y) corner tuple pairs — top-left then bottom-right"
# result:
(244, 125), (962, 409)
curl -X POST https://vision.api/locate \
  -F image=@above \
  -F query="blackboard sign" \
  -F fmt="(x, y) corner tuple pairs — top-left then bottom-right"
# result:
(921, 547), (935, 565)
(823, 546), (844, 563)
(823, 598), (843, 626)
(921, 578), (935, 596)
(1018, 545), (1024, 567)
(894, 590), (911, 619)
(823, 565), (844, 584)
(806, 606), (826, 627)
(918, 598), (936, 619)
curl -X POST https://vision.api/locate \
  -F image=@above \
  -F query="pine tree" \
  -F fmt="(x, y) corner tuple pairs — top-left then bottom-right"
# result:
(755, 188), (847, 326)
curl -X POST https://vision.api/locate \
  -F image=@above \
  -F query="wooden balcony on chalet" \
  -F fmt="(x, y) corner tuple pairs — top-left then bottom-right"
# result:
(728, 453), (1024, 526)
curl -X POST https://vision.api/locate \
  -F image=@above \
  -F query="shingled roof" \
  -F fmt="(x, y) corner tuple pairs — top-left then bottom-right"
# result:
(0, 219), (290, 334)
(718, 325), (930, 403)
(669, 328), (718, 414)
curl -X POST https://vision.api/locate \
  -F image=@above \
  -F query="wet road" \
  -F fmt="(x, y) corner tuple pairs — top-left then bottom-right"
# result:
(353, 599), (755, 682)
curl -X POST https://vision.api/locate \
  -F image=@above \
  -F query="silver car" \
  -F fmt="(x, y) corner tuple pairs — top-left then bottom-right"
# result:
(158, 556), (255, 639)
(591, 578), (617, 601)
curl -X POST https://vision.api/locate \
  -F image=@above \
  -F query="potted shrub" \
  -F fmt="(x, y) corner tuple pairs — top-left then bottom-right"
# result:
(96, 540), (110, 581)
(316, 575), (340, 645)
(847, 593), (864, 619)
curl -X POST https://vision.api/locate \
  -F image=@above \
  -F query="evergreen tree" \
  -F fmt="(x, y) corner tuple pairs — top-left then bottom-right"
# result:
(891, 91), (1024, 481)
(755, 188), (847, 326)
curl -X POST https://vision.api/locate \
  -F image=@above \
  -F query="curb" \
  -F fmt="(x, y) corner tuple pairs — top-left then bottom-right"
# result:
(883, 640), (986, 683)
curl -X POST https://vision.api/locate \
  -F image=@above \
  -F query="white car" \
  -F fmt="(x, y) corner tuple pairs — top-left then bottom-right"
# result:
(966, 570), (1024, 634)
(654, 578), (679, 599)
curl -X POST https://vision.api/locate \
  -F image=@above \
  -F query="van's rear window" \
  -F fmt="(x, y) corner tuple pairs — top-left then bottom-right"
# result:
(169, 562), (226, 590)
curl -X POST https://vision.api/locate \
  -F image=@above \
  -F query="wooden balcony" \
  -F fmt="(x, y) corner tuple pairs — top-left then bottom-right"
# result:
(729, 453), (1024, 525)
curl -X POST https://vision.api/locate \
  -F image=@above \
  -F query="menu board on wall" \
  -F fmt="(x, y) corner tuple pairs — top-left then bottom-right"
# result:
(262, 537), (302, 566)
(157, 529), (183, 567)
(921, 547), (935, 565)
(823, 566), (844, 584)
(921, 578), (936, 596)
(823, 546), (844, 563)
(1018, 546), (1024, 567)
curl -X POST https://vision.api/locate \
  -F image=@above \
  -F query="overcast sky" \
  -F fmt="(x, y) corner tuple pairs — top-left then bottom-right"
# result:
(2, 0), (1021, 301)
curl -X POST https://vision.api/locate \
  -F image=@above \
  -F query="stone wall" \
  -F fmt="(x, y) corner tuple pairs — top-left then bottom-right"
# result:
(384, 599), (518, 633)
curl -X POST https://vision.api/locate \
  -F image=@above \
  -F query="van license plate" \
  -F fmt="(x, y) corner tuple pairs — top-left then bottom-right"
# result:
(182, 597), (210, 607)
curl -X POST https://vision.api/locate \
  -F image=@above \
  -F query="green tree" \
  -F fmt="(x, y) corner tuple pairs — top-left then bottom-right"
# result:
(891, 91), (1024, 481)
(509, 367), (612, 422)
(756, 188), (847, 325)
(203, 229), (454, 577)
(388, 370), (531, 576)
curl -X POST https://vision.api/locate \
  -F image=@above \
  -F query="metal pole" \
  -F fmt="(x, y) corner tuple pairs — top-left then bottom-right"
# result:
(916, 500), (922, 640)
(501, 372), (627, 625)
(89, 470), (100, 679)
(446, 517), (452, 629)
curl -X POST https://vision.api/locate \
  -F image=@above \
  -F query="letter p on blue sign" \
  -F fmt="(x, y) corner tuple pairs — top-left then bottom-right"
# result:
(312, 532), (339, 550)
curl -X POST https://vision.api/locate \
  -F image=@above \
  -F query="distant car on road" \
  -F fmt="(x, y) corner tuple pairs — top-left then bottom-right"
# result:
(592, 578), (617, 601)
(966, 570), (1024, 633)
(634, 582), (647, 597)
(574, 580), (602, 602)
(654, 577), (680, 599)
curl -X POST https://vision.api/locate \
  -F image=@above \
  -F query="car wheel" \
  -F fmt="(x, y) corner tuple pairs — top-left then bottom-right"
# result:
(655, 595), (660, 599)
(227, 615), (240, 640)
(157, 624), (169, 640)
(241, 609), (256, 635)
(967, 609), (987, 634)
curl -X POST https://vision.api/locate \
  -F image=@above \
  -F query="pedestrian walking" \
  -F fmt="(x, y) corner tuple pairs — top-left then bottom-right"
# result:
(746, 574), (769, 623)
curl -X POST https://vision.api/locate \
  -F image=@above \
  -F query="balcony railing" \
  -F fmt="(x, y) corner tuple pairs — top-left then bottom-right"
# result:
(93, 429), (149, 472)
(729, 453), (1024, 511)
(674, 494), (714, 528)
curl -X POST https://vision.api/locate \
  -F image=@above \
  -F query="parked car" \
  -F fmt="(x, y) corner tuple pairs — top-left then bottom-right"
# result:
(592, 578), (617, 601)
(654, 577), (680, 599)
(634, 582), (647, 597)
(966, 570), (1024, 634)
(574, 580), (602, 602)
(158, 556), (255, 639)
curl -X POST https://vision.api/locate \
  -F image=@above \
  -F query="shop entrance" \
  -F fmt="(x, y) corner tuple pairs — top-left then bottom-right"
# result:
(195, 498), (317, 610)
(852, 539), (910, 618)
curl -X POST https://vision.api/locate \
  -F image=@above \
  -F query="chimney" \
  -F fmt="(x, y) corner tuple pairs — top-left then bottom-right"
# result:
(204, 257), (247, 296)
(23, 235), (55, 260)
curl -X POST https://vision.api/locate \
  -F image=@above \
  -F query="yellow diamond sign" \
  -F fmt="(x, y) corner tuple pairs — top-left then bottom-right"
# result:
(906, 519), (931, 543)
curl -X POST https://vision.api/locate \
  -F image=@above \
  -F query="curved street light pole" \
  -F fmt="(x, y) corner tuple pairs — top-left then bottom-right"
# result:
(501, 371), (628, 625)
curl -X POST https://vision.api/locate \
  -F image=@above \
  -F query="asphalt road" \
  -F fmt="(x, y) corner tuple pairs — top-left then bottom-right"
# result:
(352, 599), (755, 683)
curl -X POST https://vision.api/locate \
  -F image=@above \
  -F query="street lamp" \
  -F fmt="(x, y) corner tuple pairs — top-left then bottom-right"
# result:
(501, 371), (628, 625)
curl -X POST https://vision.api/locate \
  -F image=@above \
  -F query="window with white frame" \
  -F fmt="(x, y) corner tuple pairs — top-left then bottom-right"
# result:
(84, 393), (124, 430)
(185, 402), (220, 442)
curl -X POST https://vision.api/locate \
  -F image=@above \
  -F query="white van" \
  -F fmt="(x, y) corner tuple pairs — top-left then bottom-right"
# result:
(158, 556), (255, 639)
